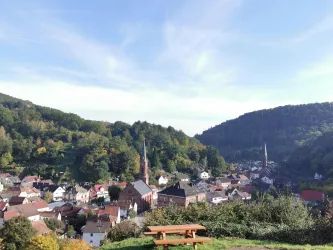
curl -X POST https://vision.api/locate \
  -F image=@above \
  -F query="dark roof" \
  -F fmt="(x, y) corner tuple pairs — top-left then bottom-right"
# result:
(210, 191), (227, 198)
(82, 220), (111, 233)
(45, 185), (61, 193)
(8, 196), (26, 206)
(159, 181), (204, 198)
(131, 180), (152, 196)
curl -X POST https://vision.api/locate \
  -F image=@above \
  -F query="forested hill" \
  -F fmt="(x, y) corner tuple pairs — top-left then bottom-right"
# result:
(195, 102), (333, 162)
(285, 131), (333, 177)
(0, 93), (228, 184)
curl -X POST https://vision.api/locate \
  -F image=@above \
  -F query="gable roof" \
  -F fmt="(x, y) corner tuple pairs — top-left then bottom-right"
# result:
(32, 200), (49, 210)
(45, 185), (63, 193)
(23, 176), (39, 182)
(8, 196), (27, 206)
(31, 220), (52, 235)
(97, 205), (119, 218)
(7, 203), (39, 217)
(131, 180), (152, 196)
(209, 191), (227, 198)
(159, 181), (204, 198)
(82, 220), (111, 233)
(94, 184), (108, 192)
(4, 211), (19, 220)
(300, 190), (325, 202)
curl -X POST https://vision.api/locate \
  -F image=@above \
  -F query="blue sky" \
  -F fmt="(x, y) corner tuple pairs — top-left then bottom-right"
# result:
(1, 0), (333, 136)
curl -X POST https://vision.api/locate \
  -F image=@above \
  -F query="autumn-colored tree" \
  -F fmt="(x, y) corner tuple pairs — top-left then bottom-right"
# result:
(0, 238), (4, 250)
(27, 234), (59, 250)
(60, 239), (92, 250)
(43, 191), (53, 203)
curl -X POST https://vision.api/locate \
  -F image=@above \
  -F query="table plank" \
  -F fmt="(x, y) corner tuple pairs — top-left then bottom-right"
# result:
(148, 224), (205, 232)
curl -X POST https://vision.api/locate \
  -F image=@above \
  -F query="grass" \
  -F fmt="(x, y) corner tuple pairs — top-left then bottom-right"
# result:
(99, 237), (333, 250)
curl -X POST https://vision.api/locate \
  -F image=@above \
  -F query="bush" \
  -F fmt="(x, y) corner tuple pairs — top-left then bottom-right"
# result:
(108, 221), (142, 242)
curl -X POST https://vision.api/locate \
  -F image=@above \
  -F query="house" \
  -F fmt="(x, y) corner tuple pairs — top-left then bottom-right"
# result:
(89, 184), (110, 201)
(0, 174), (20, 187)
(193, 167), (204, 177)
(44, 185), (66, 201)
(193, 179), (209, 191)
(250, 170), (260, 180)
(238, 175), (250, 185)
(175, 173), (190, 182)
(31, 220), (52, 235)
(227, 188), (251, 200)
(64, 185), (90, 203)
(0, 211), (19, 227)
(118, 180), (152, 214)
(0, 202), (8, 212)
(82, 218), (111, 247)
(158, 181), (206, 208)
(198, 171), (210, 180)
(7, 203), (40, 221)
(314, 173), (323, 180)
(39, 211), (62, 221)
(238, 185), (256, 194)
(32, 200), (50, 212)
(7, 186), (41, 198)
(53, 205), (82, 220)
(261, 176), (274, 185)
(300, 190), (325, 205)
(157, 176), (168, 186)
(207, 191), (228, 204)
(21, 176), (40, 187)
(96, 205), (121, 224)
(216, 178), (231, 188)
(8, 196), (29, 206)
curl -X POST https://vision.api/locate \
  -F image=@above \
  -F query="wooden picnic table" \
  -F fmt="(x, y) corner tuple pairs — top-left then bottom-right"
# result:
(146, 224), (211, 250)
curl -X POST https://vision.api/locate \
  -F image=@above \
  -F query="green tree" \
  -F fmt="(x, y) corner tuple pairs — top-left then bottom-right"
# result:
(1, 216), (36, 250)
(0, 152), (13, 167)
(108, 185), (122, 201)
(66, 225), (75, 239)
(43, 191), (53, 203)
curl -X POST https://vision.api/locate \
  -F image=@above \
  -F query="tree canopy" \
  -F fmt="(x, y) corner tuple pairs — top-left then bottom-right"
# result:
(196, 102), (333, 162)
(0, 92), (228, 183)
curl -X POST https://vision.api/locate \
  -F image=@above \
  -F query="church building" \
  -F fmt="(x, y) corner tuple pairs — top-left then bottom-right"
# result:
(118, 139), (152, 214)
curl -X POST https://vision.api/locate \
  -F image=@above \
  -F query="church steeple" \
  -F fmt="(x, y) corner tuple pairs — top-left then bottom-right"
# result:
(140, 139), (149, 185)
(263, 143), (268, 168)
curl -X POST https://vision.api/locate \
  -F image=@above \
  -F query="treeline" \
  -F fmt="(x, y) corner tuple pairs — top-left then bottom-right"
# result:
(196, 102), (333, 162)
(0, 93), (228, 183)
(285, 131), (333, 178)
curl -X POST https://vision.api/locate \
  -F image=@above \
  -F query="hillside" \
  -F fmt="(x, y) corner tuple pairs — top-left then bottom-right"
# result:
(195, 103), (333, 162)
(0, 92), (228, 183)
(285, 131), (333, 177)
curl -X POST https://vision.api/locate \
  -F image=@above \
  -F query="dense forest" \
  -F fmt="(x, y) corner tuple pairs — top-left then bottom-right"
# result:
(0, 93), (228, 184)
(196, 103), (333, 162)
(285, 131), (333, 177)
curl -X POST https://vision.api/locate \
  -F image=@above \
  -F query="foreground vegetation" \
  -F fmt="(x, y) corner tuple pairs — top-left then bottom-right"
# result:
(144, 195), (333, 245)
(0, 92), (228, 183)
(100, 237), (333, 250)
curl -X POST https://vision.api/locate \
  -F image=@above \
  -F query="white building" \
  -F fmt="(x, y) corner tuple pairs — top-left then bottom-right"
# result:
(198, 171), (210, 180)
(314, 173), (323, 180)
(207, 191), (228, 204)
(82, 220), (110, 247)
(261, 176), (274, 185)
(46, 186), (66, 201)
(158, 176), (168, 186)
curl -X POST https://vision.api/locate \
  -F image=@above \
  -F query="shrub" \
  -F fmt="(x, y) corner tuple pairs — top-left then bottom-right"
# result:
(108, 221), (142, 242)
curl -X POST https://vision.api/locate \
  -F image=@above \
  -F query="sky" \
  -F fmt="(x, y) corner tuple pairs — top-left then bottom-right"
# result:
(1, 0), (333, 136)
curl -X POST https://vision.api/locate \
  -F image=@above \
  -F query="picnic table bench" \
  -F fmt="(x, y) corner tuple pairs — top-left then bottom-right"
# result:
(145, 224), (212, 250)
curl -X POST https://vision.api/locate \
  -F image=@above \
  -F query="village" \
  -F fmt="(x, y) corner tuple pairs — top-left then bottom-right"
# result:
(0, 142), (325, 247)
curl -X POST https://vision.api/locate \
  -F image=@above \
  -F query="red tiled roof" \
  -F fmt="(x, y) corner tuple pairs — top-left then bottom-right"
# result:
(0, 202), (8, 211)
(300, 190), (324, 202)
(23, 176), (39, 182)
(94, 184), (108, 191)
(97, 205), (119, 217)
(4, 211), (19, 220)
(31, 220), (52, 235)
(7, 203), (39, 217)
(117, 182), (127, 188)
(0, 173), (11, 177)
(32, 200), (49, 210)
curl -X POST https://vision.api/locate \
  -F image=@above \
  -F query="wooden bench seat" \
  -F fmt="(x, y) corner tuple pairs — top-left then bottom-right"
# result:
(144, 230), (186, 236)
(154, 237), (212, 250)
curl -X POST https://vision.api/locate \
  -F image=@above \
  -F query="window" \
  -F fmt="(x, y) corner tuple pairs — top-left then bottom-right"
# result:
(90, 233), (93, 237)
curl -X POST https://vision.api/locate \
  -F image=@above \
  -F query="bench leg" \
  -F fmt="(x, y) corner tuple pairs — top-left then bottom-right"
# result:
(163, 245), (168, 250)
(193, 242), (197, 250)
